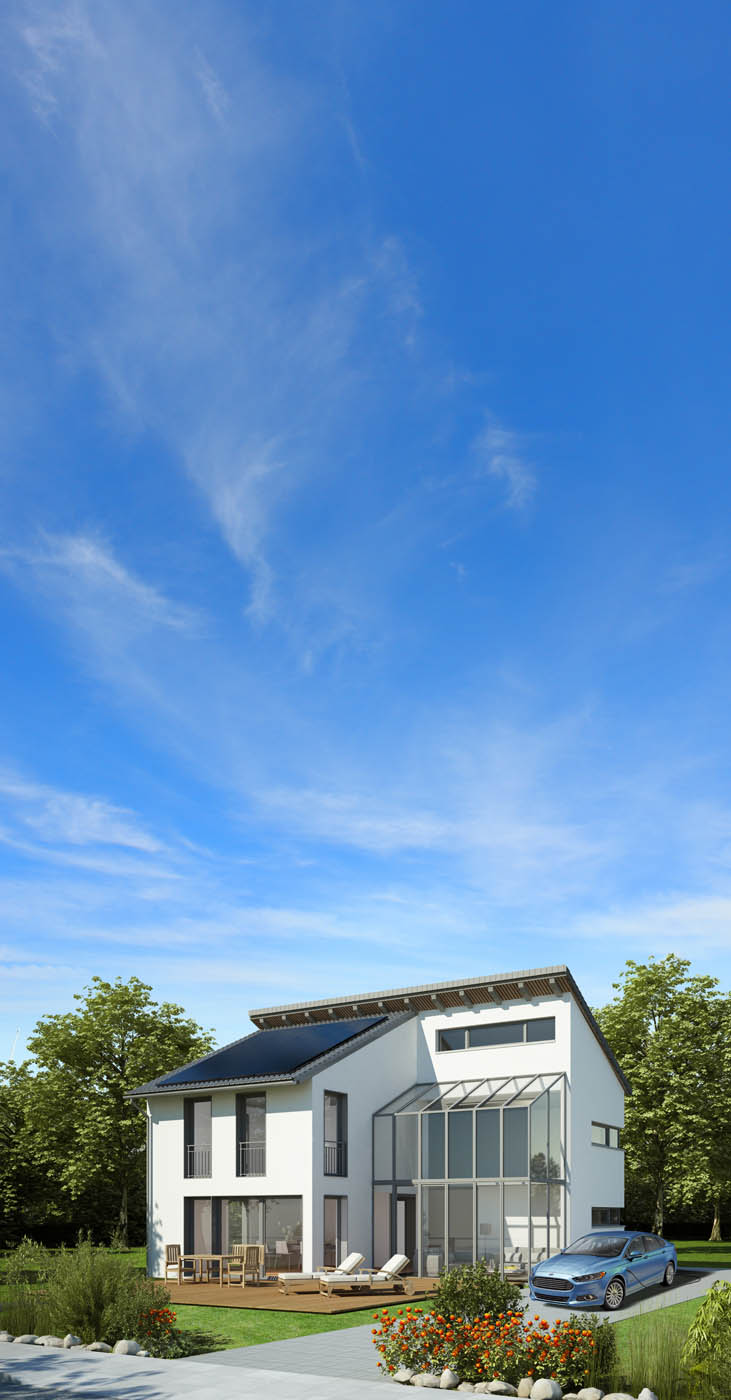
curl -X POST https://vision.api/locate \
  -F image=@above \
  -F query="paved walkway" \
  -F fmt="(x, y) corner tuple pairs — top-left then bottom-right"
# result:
(2, 1268), (729, 1399)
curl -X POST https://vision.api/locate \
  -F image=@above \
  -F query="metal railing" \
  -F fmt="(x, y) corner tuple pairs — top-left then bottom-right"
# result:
(238, 1140), (266, 1176)
(185, 1144), (211, 1177)
(324, 1139), (347, 1176)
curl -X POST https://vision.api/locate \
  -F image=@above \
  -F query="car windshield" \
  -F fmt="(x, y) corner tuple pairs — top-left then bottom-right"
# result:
(565, 1233), (627, 1257)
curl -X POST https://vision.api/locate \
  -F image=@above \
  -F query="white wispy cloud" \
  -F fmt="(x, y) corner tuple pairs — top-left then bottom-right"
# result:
(473, 421), (537, 509)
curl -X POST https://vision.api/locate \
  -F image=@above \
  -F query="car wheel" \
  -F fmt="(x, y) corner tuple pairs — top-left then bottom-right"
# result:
(662, 1261), (675, 1287)
(604, 1277), (625, 1311)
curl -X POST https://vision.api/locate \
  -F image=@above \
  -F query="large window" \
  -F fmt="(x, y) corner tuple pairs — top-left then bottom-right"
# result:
(324, 1196), (348, 1269)
(184, 1098), (211, 1178)
(236, 1093), (266, 1176)
(324, 1091), (348, 1176)
(219, 1196), (302, 1272)
(374, 1073), (566, 1281)
(437, 1018), (555, 1052)
(592, 1206), (623, 1226)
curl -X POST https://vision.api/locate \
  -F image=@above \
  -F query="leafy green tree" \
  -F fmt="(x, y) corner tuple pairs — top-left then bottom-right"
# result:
(23, 976), (214, 1247)
(594, 955), (722, 1236)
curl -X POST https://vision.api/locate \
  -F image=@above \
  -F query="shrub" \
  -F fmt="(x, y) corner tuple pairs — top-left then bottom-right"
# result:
(0, 1238), (53, 1336)
(41, 1236), (143, 1342)
(96, 1276), (174, 1347)
(431, 1259), (524, 1322)
(681, 1280), (731, 1399)
(372, 1306), (598, 1389)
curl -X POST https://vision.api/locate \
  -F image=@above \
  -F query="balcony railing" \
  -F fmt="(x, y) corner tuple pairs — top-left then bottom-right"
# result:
(185, 1144), (211, 1178)
(324, 1139), (347, 1176)
(238, 1140), (266, 1176)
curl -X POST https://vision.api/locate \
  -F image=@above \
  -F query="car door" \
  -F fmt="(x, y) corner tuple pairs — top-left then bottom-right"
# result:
(642, 1234), (667, 1284)
(623, 1235), (652, 1291)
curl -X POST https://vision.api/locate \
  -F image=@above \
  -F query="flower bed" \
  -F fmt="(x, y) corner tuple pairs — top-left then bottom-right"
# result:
(372, 1308), (600, 1392)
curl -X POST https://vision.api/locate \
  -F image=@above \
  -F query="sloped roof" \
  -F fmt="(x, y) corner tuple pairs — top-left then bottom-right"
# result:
(128, 1012), (409, 1097)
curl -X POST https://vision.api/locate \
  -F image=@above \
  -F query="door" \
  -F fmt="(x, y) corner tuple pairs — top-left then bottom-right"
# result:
(624, 1235), (652, 1291)
(642, 1234), (667, 1284)
(396, 1194), (416, 1271)
(324, 1196), (348, 1269)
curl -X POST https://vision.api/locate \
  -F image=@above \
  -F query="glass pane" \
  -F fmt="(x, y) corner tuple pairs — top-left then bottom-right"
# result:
(421, 1184), (445, 1277)
(477, 1184), (500, 1271)
(591, 1122), (606, 1145)
(384, 1084), (434, 1114)
(421, 1111), (445, 1178)
(395, 1114), (418, 1180)
(324, 1196), (347, 1268)
(608, 1126), (620, 1149)
(525, 1017), (555, 1042)
(193, 1198), (212, 1253)
(221, 1198), (243, 1251)
(448, 1185), (473, 1266)
(548, 1183), (563, 1254)
(439, 1028), (467, 1051)
(476, 1109), (500, 1176)
(470, 1022), (522, 1047)
(503, 1182), (529, 1280)
(374, 1115), (393, 1179)
(241, 1094), (266, 1141)
(530, 1093), (548, 1179)
(374, 1188), (392, 1266)
(530, 1182), (548, 1266)
(548, 1086), (562, 1176)
(244, 1198), (261, 1242)
(448, 1111), (473, 1178)
(265, 1197), (302, 1272)
(504, 1107), (528, 1176)
(193, 1099), (211, 1144)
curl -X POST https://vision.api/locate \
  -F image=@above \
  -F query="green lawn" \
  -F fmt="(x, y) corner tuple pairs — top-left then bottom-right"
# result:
(671, 1239), (731, 1270)
(172, 1298), (431, 1350)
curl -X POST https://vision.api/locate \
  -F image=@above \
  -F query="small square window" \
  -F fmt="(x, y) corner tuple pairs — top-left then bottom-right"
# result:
(591, 1122), (607, 1146)
(525, 1017), (555, 1042)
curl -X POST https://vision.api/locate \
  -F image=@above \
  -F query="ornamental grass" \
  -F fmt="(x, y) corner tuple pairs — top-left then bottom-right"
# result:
(372, 1307), (601, 1391)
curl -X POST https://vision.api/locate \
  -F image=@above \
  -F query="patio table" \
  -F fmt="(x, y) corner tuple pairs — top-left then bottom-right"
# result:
(179, 1245), (267, 1285)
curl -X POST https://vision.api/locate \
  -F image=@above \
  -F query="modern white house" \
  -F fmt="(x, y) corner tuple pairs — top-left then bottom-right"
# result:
(130, 965), (628, 1282)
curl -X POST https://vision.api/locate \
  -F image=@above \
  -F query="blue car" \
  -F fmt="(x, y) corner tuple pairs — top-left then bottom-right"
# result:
(530, 1229), (677, 1311)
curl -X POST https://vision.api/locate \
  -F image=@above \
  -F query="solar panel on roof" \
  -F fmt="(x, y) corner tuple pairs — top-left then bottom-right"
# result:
(157, 1016), (385, 1086)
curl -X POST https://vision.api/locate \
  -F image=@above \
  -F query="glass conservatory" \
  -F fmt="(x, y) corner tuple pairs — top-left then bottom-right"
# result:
(372, 1074), (565, 1281)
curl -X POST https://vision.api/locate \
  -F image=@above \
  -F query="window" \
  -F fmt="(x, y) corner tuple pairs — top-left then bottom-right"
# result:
(592, 1121), (622, 1149)
(184, 1098), (211, 1177)
(236, 1093), (266, 1176)
(324, 1196), (348, 1269)
(324, 1091), (348, 1176)
(591, 1206), (624, 1226)
(438, 1018), (555, 1052)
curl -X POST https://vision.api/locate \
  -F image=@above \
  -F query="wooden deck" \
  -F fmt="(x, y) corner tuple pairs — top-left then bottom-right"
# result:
(165, 1276), (438, 1314)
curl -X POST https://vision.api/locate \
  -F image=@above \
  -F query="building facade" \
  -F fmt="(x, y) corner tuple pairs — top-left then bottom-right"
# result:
(130, 965), (628, 1281)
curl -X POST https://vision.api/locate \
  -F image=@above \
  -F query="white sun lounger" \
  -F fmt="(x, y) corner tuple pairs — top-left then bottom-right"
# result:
(278, 1250), (364, 1294)
(318, 1252), (412, 1296)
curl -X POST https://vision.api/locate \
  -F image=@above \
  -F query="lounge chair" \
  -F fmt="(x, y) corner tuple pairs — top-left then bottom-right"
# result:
(318, 1252), (412, 1296)
(278, 1250), (364, 1294)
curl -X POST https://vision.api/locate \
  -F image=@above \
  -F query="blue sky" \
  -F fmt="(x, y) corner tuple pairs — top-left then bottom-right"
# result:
(2, 0), (731, 1057)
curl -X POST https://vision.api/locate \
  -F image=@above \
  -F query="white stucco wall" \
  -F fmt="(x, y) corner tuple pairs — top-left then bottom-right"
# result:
(147, 1078), (312, 1277)
(309, 1016), (418, 1268)
(567, 1000), (625, 1242)
(415, 994), (571, 1082)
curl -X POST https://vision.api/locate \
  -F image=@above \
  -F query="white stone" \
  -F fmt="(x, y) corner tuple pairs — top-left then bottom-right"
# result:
(474, 1386), (490, 1395)
(14, 1335), (38, 1345)
(441, 1369), (461, 1389)
(601, 1395), (635, 1400)
(63, 1335), (83, 1348)
(138, 1350), (150, 1357)
(517, 1382), (534, 1398)
(563, 1394), (580, 1399)
(637, 1390), (658, 1400)
(487, 1385), (517, 1396)
(414, 1376), (442, 1389)
(395, 1370), (415, 1384)
(577, 1390), (605, 1400)
(86, 1341), (112, 1352)
(530, 1382), (563, 1400)
(113, 1339), (141, 1355)
(0, 1332), (15, 1343)
(457, 1386), (475, 1393)
(35, 1336), (64, 1348)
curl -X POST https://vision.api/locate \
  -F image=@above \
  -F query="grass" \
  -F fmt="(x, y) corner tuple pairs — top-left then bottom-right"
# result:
(171, 1298), (433, 1349)
(672, 1238), (731, 1270)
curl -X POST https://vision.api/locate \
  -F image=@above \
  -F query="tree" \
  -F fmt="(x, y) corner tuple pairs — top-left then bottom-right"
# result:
(594, 955), (723, 1236)
(23, 976), (214, 1247)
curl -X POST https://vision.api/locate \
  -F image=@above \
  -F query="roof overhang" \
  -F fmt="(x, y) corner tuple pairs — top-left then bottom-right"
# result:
(250, 965), (630, 1095)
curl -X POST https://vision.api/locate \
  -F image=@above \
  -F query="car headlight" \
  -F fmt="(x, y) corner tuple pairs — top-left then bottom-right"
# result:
(572, 1270), (606, 1282)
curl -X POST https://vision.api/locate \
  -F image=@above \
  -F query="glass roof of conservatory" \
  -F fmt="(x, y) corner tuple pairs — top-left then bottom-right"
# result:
(375, 1073), (564, 1115)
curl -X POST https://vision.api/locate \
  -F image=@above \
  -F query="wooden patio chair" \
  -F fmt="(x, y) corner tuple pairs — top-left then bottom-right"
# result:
(164, 1244), (182, 1284)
